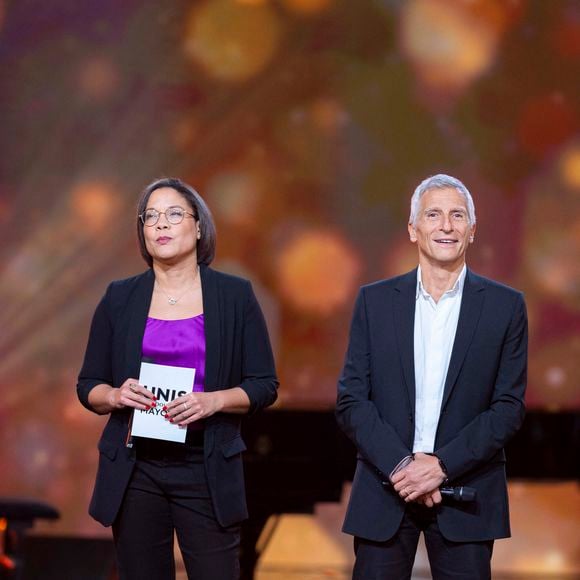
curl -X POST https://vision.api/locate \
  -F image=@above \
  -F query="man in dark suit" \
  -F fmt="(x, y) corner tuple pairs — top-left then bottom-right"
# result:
(336, 174), (527, 579)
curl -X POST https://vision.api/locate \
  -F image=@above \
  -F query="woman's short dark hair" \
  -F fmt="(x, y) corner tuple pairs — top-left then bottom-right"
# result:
(136, 177), (216, 267)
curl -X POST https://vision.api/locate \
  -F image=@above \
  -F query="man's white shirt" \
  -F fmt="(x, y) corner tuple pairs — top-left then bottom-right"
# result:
(412, 265), (466, 453)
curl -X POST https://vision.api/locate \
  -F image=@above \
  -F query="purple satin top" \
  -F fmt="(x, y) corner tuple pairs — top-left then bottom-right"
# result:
(142, 314), (206, 394)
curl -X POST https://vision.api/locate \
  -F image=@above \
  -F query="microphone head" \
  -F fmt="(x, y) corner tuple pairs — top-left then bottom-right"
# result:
(459, 486), (477, 502)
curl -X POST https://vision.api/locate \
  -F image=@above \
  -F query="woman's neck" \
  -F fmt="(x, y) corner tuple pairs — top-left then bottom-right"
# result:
(152, 257), (200, 290)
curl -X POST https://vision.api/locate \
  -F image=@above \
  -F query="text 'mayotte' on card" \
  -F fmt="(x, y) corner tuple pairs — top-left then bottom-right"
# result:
(130, 362), (196, 443)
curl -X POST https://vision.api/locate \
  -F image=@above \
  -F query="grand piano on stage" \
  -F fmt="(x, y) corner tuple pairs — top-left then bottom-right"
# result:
(240, 409), (355, 579)
(239, 408), (577, 579)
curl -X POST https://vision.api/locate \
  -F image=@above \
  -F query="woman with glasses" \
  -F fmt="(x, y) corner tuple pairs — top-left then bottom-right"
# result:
(77, 177), (278, 579)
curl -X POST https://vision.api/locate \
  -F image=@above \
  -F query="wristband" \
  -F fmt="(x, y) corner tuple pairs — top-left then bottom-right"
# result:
(433, 454), (449, 485)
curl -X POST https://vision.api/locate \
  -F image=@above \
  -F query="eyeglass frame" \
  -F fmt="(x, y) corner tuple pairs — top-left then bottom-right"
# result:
(139, 205), (197, 227)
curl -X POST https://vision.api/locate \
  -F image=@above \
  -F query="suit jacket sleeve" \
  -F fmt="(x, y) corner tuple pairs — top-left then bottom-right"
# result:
(436, 292), (528, 480)
(336, 288), (410, 477)
(77, 284), (114, 413)
(238, 281), (279, 414)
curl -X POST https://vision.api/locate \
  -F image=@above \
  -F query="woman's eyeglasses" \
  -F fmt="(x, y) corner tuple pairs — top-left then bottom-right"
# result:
(139, 206), (196, 227)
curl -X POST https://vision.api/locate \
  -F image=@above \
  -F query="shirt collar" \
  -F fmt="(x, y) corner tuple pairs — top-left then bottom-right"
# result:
(416, 264), (467, 300)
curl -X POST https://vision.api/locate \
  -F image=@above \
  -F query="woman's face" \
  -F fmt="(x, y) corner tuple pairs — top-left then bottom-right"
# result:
(142, 187), (199, 266)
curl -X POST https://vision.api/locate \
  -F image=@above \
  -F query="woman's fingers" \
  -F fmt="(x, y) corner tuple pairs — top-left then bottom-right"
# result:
(165, 397), (199, 425)
(164, 393), (217, 426)
(117, 379), (156, 410)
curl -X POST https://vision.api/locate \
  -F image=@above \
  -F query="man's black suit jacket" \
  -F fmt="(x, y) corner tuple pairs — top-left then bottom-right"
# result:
(336, 268), (527, 543)
(77, 265), (278, 528)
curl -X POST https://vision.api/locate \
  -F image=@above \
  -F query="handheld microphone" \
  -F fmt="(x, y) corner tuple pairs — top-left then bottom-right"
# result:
(440, 486), (476, 502)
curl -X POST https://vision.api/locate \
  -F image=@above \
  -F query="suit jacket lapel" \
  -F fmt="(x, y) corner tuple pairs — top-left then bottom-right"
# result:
(393, 269), (417, 416)
(441, 269), (485, 410)
(200, 265), (221, 392)
(125, 269), (155, 378)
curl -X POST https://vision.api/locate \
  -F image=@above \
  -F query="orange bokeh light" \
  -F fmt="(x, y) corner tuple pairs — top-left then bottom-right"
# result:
(522, 183), (580, 309)
(461, 0), (526, 35)
(69, 182), (119, 234)
(310, 97), (348, 134)
(400, 0), (500, 93)
(282, 0), (334, 16)
(206, 169), (263, 228)
(528, 227), (579, 300)
(382, 235), (418, 279)
(276, 229), (360, 315)
(560, 146), (580, 190)
(529, 337), (580, 410)
(77, 56), (120, 101)
(183, 0), (283, 82)
(170, 116), (201, 152)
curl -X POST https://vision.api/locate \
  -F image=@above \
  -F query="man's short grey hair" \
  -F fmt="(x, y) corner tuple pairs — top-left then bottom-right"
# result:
(409, 174), (476, 226)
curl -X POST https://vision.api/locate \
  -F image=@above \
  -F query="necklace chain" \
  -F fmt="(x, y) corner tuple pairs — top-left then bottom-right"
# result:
(156, 267), (199, 305)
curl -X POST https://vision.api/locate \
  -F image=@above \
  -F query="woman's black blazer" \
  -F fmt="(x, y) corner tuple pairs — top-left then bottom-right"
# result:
(77, 265), (279, 527)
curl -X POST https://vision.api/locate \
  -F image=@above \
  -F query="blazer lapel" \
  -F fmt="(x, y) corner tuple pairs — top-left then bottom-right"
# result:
(393, 269), (417, 416)
(441, 269), (485, 410)
(125, 269), (155, 378)
(200, 265), (221, 391)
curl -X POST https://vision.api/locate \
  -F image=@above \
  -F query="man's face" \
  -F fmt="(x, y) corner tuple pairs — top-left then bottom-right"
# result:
(408, 187), (475, 269)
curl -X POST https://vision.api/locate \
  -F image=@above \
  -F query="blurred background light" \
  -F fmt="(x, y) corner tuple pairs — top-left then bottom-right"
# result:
(276, 230), (360, 315)
(183, 0), (283, 82)
(399, 0), (501, 94)
(170, 115), (201, 152)
(529, 337), (580, 410)
(5, 422), (65, 486)
(281, 0), (334, 17)
(235, 0), (268, 6)
(517, 93), (579, 159)
(550, 4), (580, 59)
(309, 97), (349, 135)
(382, 236), (418, 279)
(207, 169), (263, 227)
(69, 181), (120, 234)
(77, 55), (120, 102)
(559, 145), (580, 190)
(522, 170), (580, 308)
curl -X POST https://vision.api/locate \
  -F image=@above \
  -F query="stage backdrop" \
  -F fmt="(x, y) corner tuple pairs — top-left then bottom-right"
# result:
(0, 0), (578, 535)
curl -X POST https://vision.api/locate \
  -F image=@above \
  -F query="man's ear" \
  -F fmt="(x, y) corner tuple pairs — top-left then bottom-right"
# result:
(408, 223), (417, 242)
(469, 223), (476, 243)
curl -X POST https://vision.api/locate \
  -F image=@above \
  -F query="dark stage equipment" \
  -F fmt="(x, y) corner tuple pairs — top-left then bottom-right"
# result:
(240, 409), (579, 578)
